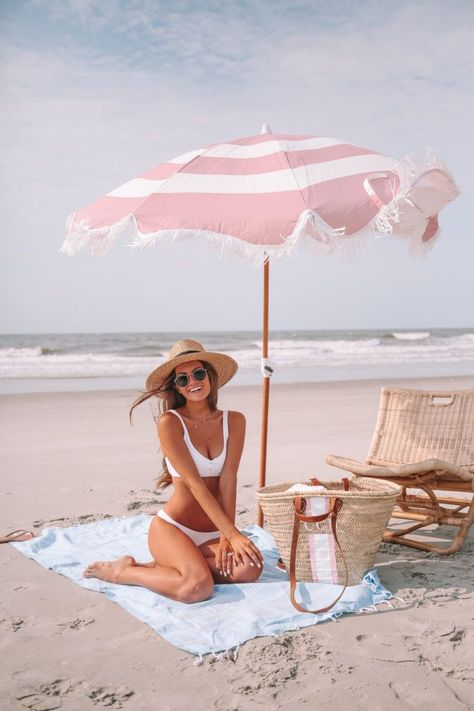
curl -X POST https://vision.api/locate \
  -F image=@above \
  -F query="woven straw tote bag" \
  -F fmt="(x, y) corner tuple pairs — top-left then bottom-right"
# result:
(256, 477), (401, 613)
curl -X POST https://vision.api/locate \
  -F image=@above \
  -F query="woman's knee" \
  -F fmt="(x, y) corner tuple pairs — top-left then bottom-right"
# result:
(177, 571), (214, 603)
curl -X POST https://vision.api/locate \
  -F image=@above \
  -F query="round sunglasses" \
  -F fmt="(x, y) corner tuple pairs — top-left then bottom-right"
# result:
(173, 367), (208, 388)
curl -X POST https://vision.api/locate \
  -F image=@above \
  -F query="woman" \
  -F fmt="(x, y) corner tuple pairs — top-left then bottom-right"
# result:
(84, 339), (264, 603)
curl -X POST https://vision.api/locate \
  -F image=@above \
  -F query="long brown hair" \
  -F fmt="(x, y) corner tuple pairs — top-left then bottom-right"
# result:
(129, 361), (219, 489)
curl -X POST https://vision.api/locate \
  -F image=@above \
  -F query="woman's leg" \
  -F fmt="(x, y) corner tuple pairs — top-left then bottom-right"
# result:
(83, 517), (214, 603)
(198, 539), (263, 584)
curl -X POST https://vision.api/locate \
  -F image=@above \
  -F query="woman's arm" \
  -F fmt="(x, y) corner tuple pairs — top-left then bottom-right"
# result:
(215, 411), (245, 575)
(217, 411), (263, 569)
(218, 411), (246, 525)
(157, 413), (239, 540)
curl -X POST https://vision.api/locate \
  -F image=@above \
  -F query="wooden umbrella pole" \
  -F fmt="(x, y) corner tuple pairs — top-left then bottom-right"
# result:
(257, 257), (270, 527)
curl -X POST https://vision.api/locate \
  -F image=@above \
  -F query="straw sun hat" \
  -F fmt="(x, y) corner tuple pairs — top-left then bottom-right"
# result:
(146, 339), (238, 396)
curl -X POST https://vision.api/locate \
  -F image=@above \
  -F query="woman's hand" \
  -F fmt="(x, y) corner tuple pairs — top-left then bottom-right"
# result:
(228, 531), (264, 569)
(215, 536), (235, 577)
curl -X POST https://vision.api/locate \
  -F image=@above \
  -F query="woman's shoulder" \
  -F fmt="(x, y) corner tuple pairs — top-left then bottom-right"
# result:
(227, 410), (246, 428)
(157, 410), (182, 434)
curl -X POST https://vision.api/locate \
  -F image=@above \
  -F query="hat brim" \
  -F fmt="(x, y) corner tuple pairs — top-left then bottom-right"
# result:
(146, 351), (238, 396)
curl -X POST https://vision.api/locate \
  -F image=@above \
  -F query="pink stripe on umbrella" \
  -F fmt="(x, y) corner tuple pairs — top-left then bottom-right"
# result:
(302, 172), (400, 235)
(134, 191), (307, 245)
(74, 196), (145, 229)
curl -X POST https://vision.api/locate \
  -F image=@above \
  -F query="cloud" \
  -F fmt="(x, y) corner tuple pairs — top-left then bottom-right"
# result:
(6, 0), (473, 83)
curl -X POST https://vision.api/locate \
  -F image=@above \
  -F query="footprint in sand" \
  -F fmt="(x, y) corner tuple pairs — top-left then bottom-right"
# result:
(32, 514), (113, 530)
(88, 686), (135, 707)
(56, 617), (95, 633)
(126, 487), (166, 512)
(15, 679), (77, 710)
(225, 633), (326, 694)
(448, 627), (465, 645)
(15, 679), (135, 710)
(16, 693), (61, 711)
(32, 517), (69, 529)
(11, 618), (25, 632)
(126, 499), (160, 511)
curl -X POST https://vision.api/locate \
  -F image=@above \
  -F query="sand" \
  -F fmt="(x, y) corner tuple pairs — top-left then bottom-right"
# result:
(1, 375), (473, 710)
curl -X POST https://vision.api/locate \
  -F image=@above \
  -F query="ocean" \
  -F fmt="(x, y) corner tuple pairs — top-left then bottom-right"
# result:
(0, 328), (473, 394)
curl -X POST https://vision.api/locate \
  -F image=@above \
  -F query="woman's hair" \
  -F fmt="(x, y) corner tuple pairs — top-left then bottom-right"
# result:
(129, 361), (219, 489)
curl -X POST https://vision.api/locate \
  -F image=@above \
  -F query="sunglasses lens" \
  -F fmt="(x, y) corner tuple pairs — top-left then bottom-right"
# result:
(174, 368), (207, 388)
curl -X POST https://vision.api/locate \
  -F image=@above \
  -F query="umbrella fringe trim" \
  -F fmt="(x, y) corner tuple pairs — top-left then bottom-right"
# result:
(129, 208), (347, 267)
(61, 210), (346, 267)
(60, 213), (134, 257)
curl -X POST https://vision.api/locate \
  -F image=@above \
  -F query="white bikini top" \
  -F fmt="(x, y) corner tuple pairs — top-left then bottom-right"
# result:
(164, 409), (228, 478)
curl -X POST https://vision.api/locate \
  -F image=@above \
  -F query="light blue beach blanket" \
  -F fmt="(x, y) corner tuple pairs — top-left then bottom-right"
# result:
(12, 514), (394, 656)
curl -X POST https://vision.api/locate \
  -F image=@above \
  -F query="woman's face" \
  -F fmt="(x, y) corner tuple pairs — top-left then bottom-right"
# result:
(174, 359), (211, 403)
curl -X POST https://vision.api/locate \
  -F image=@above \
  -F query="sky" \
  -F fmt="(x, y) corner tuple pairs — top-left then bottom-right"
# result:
(1, 0), (473, 334)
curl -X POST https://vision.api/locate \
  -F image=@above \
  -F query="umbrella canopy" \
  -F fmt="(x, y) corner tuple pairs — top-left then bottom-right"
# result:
(62, 125), (459, 525)
(62, 125), (458, 262)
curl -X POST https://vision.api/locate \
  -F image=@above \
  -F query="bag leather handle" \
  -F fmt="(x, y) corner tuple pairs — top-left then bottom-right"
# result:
(289, 495), (349, 614)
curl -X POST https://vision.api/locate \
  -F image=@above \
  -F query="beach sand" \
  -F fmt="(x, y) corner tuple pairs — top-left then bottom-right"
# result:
(1, 375), (473, 710)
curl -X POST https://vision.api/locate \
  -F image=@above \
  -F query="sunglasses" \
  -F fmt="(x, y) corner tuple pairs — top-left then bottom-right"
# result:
(173, 367), (208, 388)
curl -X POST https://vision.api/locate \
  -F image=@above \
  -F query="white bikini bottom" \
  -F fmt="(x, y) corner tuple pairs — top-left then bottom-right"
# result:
(157, 509), (219, 547)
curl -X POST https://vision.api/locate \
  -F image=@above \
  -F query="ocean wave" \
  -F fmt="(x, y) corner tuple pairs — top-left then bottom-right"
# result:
(0, 347), (44, 358)
(232, 334), (474, 369)
(0, 352), (159, 379)
(391, 332), (430, 340)
(0, 346), (59, 358)
(1, 331), (473, 380)
(251, 338), (381, 353)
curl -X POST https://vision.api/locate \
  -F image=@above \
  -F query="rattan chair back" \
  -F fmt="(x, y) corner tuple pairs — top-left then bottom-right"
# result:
(367, 388), (474, 472)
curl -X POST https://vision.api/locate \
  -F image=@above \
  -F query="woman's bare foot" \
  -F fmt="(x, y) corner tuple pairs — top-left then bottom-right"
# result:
(83, 555), (136, 583)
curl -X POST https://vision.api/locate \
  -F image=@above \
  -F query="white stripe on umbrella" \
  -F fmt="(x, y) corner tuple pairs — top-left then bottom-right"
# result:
(167, 148), (208, 164)
(107, 154), (398, 198)
(201, 137), (347, 158)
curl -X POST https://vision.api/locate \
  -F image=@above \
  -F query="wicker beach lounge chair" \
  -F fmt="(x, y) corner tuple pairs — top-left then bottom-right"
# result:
(326, 388), (474, 554)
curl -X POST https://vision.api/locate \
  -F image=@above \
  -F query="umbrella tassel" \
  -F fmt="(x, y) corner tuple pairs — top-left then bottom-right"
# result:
(61, 213), (132, 256)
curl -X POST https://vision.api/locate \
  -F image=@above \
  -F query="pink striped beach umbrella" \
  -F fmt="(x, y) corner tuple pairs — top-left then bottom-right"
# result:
(62, 124), (459, 524)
